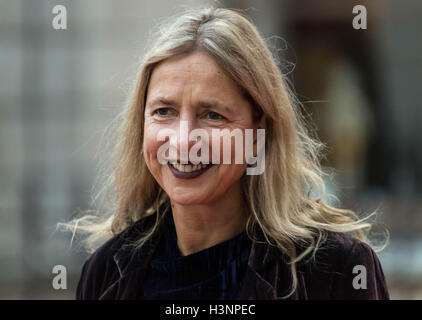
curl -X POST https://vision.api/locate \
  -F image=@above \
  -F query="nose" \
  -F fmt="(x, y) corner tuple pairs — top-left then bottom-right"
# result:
(169, 118), (200, 164)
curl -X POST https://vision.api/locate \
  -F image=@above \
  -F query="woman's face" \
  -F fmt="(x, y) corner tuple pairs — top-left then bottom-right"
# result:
(143, 51), (257, 205)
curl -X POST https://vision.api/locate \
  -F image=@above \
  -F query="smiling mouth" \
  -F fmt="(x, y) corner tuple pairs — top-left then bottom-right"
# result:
(170, 162), (209, 172)
(167, 162), (214, 179)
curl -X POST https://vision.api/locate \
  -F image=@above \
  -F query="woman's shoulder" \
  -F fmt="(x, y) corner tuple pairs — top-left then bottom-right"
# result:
(83, 213), (157, 265)
(298, 230), (382, 276)
(316, 231), (373, 261)
(75, 213), (158, 299)
(296, 231), (390, 299)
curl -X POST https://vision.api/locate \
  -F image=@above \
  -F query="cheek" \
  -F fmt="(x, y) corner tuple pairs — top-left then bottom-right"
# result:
(209, 130), (249, 164)
(212, 163), (246, 198)
(143, 126), (162, 169)
(222, 163), (247, 180)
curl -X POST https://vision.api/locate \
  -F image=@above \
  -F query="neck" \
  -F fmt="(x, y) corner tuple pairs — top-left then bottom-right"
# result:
(171, 181), (248, 256)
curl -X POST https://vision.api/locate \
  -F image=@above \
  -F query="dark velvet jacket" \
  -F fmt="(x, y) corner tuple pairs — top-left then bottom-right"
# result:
(76, 207), (390, 300)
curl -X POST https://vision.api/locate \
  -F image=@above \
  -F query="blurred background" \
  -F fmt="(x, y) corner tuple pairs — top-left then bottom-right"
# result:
(0, 0), (421, 299)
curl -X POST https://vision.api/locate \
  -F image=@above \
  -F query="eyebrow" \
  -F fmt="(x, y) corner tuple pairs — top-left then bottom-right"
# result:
(147, 97), (234, 115)
(199, 100), (234, 115)
(148, 97), (175, 108)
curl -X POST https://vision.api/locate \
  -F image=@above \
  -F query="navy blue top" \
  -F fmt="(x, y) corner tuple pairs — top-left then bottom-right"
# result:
(142, 216), (252, 300)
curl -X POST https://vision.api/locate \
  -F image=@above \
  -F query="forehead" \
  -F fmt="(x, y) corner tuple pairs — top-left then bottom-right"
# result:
(147, 51), (245, 102)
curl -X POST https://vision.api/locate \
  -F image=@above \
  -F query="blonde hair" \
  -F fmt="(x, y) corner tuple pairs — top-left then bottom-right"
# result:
(59, 6), (388, 298)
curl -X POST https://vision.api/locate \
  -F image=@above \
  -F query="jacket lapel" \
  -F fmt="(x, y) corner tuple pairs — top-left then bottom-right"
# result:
(237, 223), (295, 300)
(103, 207), (170, 299)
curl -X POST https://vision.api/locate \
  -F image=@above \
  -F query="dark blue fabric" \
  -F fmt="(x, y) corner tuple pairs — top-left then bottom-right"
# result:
(142, 216), (252, 300)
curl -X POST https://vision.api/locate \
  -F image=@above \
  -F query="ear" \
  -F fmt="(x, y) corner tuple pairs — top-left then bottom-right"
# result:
(257, 113), (267, 131)
(252, 114), (266, 157)
(253, 114), (267, 142)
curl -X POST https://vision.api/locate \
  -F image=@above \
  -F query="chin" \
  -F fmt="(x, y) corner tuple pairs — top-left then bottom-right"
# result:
(168, 191), (212, 206)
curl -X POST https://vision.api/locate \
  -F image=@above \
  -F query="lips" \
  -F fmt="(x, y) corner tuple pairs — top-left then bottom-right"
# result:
(167, 162), (214, 179)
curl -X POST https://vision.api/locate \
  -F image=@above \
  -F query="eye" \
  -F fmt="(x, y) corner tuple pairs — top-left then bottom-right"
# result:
(154, 108), (174, 116)
(206, 111), (225, 120)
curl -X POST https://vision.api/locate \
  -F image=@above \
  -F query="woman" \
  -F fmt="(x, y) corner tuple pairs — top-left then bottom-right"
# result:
(70, 7), (389, 300)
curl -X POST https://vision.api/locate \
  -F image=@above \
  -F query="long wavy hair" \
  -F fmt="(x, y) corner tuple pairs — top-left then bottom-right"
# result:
(59, 6), (388, 298)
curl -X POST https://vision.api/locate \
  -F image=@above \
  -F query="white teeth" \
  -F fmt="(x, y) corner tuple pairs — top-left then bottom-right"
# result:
(170, 162), (209, 172)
